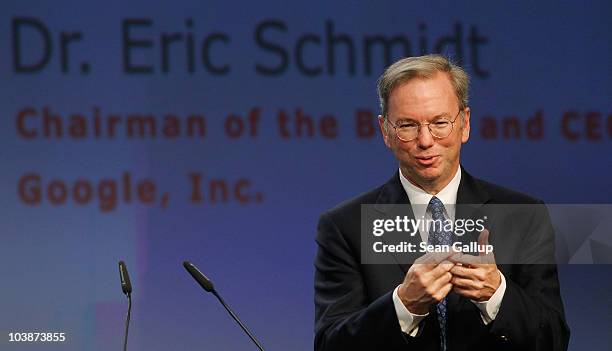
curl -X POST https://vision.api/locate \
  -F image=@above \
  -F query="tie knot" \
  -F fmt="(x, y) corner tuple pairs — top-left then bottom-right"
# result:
(427, 196), (446, 220)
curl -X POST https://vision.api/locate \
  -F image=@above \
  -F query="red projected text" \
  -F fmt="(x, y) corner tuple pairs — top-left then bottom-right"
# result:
(18, 172), (161, 212)
(16, 106), (206, 140)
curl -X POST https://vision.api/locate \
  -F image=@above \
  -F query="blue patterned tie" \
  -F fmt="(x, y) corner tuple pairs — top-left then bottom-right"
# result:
(427, 196), (452, 351)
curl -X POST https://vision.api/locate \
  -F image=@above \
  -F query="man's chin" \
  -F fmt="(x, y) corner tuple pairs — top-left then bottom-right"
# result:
(415, 167), (441, 180)
(402, 167), (442, 185)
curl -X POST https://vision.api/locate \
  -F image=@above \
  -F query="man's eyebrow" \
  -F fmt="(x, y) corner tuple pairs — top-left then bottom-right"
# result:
(431, 112), (452, 119)
(394, 113), (451, 122)
(393, 117), (418, 123)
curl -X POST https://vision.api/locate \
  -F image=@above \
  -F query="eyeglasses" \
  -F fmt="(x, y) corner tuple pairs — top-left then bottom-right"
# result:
(386, 109), (462, 142)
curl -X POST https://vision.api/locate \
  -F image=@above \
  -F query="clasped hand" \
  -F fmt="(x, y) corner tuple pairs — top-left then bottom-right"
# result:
(398, 229), (501, 315)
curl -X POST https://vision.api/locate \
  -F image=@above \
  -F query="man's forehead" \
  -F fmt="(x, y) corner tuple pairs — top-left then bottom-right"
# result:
(387, 73), (458, 113)
(391, 72), (454, 95)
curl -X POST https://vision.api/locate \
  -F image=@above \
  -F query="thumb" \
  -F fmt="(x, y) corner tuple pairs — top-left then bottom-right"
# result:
(477, 229), (490, 256)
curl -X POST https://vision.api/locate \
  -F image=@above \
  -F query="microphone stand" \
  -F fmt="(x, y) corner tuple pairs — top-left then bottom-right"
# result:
(211, 289), (265, 351)
(123, 293), (131, 351)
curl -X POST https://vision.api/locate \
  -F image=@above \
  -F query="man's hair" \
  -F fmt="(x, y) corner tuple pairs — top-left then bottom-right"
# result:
(377, 54), (470, 118)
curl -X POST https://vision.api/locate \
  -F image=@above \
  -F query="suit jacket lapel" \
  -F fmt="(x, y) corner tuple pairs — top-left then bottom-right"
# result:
(456, 166), (492, 245)
(451, 167), (492, 313)
(374, 171), (421, 274)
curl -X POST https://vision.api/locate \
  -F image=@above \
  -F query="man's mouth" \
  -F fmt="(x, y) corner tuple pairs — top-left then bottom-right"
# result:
(415, 155), (439, 166)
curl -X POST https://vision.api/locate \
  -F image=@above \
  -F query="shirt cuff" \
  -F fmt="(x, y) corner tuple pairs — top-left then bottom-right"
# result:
(392, 285), (429, 336)
(471, 271), (506, 325)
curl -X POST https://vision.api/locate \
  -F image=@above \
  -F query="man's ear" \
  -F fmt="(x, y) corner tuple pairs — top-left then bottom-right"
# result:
(378, 115), (391, 148)
(461, 107), (471, 144)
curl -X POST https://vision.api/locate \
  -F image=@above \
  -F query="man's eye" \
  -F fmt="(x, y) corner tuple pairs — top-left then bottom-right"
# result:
(433, 120), (450, 126)
(398, 123), (417, 129)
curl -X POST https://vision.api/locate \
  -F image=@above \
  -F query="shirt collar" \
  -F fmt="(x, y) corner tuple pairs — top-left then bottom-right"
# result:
(399, 166), (462, 220)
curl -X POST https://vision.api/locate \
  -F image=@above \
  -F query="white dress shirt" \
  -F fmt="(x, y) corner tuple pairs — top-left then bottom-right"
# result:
(391, 167), (507, 336)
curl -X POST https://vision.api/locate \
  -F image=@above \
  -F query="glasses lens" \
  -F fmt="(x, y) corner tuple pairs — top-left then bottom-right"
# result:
(397, 124), (418, 141)
(429, 119), (453, 138)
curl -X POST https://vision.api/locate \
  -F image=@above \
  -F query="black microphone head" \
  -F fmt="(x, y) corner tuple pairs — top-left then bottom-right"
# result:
(118, 261), (132, 295)
(183, 261), (214, 292)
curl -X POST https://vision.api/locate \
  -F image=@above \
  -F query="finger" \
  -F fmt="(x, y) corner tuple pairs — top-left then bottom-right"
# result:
(428, 260), (455, 279)
(449, 265), (477, 278)
(425, 261), (455, 282)
(455, 255), (497, 269)
(418, 251), (455, 265)
(423, 252), (453, 264)
(478, 229), (490, 257)
(480, 252), (497, 264)
(429, 271), (453, 293)
(450, 276), (479, 290)
(449, 252), (481, 266)
(435, 282), (453, 301)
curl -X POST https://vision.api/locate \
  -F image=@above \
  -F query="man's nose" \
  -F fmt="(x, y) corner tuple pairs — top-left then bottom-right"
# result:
(416, 125), (434, 149)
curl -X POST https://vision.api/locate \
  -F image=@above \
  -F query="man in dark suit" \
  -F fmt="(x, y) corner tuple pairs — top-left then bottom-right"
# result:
(314, 55), (570, 350)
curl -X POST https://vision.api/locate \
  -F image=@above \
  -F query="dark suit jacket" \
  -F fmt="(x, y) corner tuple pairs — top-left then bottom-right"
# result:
(314, 168), (570, 351)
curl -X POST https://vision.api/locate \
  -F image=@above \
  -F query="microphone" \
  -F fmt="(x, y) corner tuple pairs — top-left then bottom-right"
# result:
(183, 261), (265, 351)
(183, 260), (214, 292)
(118, 261), (132, 351)
(119, 261), (132, 295)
